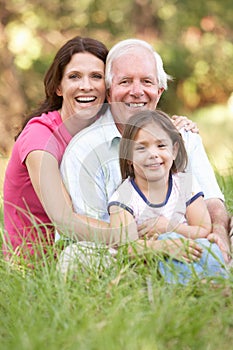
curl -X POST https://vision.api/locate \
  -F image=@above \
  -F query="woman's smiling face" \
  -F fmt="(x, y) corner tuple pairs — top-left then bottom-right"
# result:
(57, 52), (106, 121)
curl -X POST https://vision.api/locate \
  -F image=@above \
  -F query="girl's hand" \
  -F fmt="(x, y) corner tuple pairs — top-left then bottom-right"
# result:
(171, 115), (199, 133)
(138, 216), (169, 238)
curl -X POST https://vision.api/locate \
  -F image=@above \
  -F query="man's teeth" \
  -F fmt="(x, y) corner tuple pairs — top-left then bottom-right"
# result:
(126, 103), (145, 108)
(75, 97), (96, 103)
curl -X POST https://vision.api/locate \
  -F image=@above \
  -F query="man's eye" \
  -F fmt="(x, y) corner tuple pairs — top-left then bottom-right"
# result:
(144, 79), (153, 85)
(158, 144), (166, 148)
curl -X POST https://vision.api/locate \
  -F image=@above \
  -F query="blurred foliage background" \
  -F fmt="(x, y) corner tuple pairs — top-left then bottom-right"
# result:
(0, 0), (232, 176)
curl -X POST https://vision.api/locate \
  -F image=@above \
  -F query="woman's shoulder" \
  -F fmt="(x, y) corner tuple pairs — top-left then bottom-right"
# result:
(27, 110), (61, 128)
(17, 111), (62, 142)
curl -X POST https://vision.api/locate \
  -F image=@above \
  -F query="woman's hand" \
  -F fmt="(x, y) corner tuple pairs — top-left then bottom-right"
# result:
(171, 115), (199, 133)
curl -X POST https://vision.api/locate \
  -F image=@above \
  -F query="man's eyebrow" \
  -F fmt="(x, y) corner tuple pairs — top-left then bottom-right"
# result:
(118, 75), (131, 80)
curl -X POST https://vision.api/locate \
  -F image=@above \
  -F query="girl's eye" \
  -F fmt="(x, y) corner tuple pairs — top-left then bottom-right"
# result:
(135, 145), (145, 151)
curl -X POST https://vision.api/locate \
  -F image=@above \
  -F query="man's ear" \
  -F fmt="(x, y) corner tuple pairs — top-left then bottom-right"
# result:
(56, 85), (62, 96)
(157, 87), (164, 104)
(106, 88), (111, 103)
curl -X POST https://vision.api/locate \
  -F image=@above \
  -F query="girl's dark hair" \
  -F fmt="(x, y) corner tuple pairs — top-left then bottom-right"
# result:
(119, 110), (188, 180)
(16, 36), (108, 139)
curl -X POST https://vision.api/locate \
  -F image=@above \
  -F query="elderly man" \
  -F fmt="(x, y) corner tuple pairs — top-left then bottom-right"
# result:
(60, 39), (230, 263)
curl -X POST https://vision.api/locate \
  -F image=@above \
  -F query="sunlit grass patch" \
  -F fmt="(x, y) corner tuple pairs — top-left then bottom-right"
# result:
(0, 124), (233, 349)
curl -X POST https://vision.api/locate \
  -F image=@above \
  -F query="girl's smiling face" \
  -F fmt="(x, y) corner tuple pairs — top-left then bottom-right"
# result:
(131, 122), (178, 184)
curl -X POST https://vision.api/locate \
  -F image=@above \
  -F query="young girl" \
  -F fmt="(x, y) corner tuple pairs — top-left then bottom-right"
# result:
(108, 110), (227, 284)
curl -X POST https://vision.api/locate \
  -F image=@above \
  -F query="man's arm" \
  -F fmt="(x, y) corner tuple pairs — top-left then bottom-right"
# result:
(207, 198), (230, 235)
(181, 130), (225, 202)
(206, 198), (230, 262)
(181, 130), (230, 261)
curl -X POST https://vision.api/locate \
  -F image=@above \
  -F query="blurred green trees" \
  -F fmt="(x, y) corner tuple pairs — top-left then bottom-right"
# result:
(1, 0), (233, 155)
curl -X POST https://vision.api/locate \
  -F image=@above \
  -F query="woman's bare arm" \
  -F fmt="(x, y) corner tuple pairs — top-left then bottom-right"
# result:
(26, 150), (119, 244)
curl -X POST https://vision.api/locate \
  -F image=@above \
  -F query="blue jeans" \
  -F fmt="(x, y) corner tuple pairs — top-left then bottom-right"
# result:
(157, 232), (228, 284)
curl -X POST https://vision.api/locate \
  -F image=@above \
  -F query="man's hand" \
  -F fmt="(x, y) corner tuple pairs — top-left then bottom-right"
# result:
(171, 115), (199, 133)
(207, 232), (231, 264)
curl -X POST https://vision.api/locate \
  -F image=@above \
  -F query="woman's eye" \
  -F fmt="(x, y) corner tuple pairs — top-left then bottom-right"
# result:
(69, 73), (79, 79)
(92, 73), (103, 79)
(158, 144), (166, 148)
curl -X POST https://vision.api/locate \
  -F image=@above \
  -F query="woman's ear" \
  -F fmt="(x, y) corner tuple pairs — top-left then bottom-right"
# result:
(56, 85), (62, 96)
(172, 142), (179, 160)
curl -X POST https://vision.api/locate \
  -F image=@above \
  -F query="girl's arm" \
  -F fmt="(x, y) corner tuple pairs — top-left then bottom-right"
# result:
(109, 205), (139, 243)
(138, 196), (211, 239)
(26, 150), (120, 244)
(109, 205), (203, 262)
(174, 196), (212, 239)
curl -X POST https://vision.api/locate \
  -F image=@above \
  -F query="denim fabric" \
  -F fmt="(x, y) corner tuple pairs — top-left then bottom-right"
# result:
(158, 232), (228, 284)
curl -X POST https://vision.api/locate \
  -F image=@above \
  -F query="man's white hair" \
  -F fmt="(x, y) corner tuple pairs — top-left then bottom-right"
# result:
(105, 38), (172, 90)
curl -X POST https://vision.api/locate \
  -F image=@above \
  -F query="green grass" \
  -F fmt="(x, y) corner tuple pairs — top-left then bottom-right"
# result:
(0, 171), (233, 350)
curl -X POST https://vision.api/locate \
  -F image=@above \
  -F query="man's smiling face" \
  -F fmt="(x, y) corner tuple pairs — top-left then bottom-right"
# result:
(107, 47), (164, 132)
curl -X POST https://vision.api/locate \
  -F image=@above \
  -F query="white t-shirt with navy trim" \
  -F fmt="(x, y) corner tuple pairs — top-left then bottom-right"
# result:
(108, 172), (203, 226)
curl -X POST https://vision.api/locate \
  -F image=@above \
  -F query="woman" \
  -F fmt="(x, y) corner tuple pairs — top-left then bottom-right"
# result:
(3, 36), (110, 261)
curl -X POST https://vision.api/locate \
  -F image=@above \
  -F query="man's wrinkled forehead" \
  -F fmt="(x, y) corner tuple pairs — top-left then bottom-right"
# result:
(112, 46), (156, 68)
